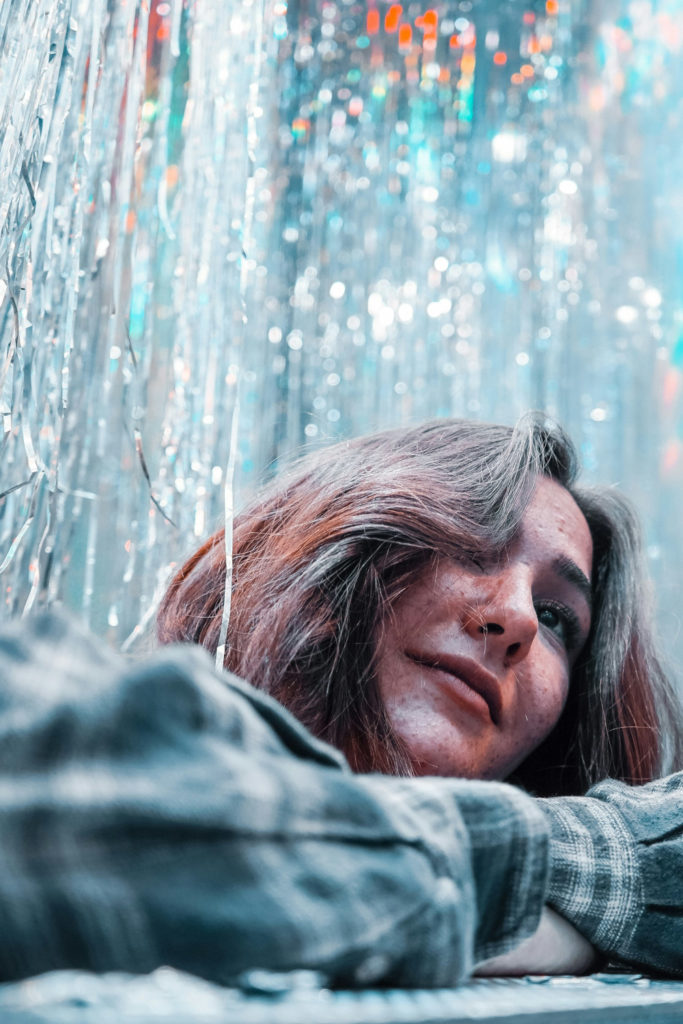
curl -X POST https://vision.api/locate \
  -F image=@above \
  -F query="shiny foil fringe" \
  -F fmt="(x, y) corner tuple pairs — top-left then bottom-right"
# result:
(1, 0), (682, 668)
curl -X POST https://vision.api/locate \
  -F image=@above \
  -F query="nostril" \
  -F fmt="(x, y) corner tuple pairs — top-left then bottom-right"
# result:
(506, 642), (521, 658)
(479, 622), (504, 636)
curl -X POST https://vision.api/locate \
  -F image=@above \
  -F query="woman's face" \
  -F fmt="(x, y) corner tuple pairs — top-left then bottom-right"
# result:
(375, 476), (594, 780)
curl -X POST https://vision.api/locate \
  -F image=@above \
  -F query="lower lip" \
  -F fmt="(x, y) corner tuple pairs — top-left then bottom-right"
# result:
(413, 661), (493, 723)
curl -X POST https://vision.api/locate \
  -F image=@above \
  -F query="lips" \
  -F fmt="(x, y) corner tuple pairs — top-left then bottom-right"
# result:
(405, 650), (503, 725)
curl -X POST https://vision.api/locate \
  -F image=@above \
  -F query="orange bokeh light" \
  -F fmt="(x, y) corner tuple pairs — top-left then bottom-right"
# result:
(398, 23), (412, 48)
(165, 164), (179, 188)
(461, 52), (476, 74)
(385, 4), (402, 32)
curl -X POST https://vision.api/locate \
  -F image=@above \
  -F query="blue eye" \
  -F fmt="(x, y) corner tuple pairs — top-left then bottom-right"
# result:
(536, 602), (581, 651)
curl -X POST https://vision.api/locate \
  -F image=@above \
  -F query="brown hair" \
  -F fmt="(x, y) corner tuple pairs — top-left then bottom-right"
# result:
(157, 416), (683, 795)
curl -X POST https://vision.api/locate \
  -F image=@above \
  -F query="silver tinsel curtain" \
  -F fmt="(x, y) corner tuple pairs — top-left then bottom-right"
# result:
(1, 0), (683, 666)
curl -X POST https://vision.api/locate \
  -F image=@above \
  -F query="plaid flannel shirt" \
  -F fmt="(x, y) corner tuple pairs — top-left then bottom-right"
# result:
(0, 611), (681, 986)
(541, 773), (683, 977)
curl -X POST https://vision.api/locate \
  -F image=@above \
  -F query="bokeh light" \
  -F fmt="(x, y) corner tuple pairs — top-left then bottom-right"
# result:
(1, 0), (683, 671)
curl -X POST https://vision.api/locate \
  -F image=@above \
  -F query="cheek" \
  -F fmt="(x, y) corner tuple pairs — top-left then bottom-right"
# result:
(522, 664), (570, 747)
(389, 582), (445, 636)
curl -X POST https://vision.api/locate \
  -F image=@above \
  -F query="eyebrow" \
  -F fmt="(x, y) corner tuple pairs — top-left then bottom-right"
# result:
(553, 555), (593, 611)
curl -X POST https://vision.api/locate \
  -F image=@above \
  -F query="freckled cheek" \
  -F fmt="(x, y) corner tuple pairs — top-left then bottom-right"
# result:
(522, 670), (570, 745)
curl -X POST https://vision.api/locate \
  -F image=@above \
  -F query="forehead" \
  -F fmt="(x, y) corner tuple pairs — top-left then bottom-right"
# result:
(518, 476), (593, 579)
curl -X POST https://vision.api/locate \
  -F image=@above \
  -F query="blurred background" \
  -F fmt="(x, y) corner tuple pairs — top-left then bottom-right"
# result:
(1, 0), (683, 672)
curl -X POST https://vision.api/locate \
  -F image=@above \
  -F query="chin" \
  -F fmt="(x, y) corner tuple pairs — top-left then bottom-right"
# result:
(410, 748), (523, 782)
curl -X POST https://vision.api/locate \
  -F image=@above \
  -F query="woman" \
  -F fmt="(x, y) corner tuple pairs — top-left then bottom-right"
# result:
(1, 418), (682, 984)
(158, 414), (683, 797)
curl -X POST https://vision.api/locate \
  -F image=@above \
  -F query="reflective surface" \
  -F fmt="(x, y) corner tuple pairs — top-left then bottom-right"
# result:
(1, 1), (682, 674)
(1, 968), (683, 1023)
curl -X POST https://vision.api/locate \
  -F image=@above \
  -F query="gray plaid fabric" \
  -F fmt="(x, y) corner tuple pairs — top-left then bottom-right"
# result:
(0, 611), (681, 985)
(541, 774), (683, 978)
(0, 611), (548, 987)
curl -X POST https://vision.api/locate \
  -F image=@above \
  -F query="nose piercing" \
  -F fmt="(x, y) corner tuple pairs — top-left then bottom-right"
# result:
(479, 622), (504, 636)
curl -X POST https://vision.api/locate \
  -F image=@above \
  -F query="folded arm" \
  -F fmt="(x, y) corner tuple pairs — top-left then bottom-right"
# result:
(539, 776), (683, 978)
(0, 611), (549, 987)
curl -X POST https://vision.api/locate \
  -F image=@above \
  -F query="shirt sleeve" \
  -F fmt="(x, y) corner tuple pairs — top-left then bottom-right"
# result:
(0, 610), (549, 988)
(540, 774), (683, 978)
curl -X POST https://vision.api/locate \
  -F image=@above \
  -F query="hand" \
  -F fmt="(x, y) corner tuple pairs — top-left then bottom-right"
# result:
(475, 906), (598, 976)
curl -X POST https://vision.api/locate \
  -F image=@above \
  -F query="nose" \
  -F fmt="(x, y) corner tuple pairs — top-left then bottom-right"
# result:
(463, 569), (538, 666)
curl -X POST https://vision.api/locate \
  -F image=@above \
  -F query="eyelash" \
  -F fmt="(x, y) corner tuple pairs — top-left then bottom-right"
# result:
(534, 599), (583, 652)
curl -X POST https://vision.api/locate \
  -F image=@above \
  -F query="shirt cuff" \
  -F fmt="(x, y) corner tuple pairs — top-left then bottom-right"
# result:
(382, 778), (550, 967)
